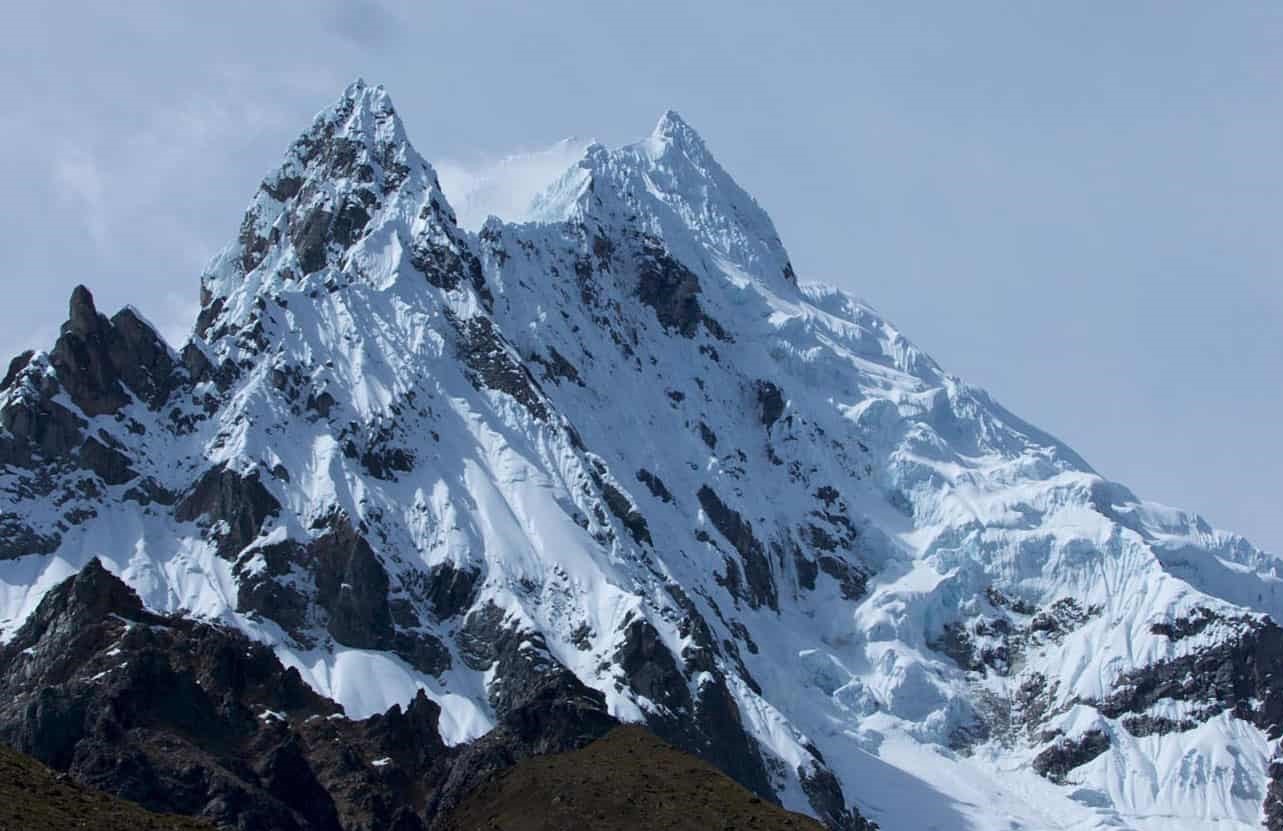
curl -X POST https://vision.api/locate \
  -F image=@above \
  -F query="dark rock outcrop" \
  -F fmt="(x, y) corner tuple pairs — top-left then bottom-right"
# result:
(636, 468), (673, 503)
(612, 615), (776, 802)
(614, 618), (689, 714)
(452, 314), (548, 421)
(817, 555), (867, 601)
(800, 761), (878, 831)
(1031, 730), (1110, 784)
(412, 231), (492, 309)
(1097, 613), (1283, 737)
(49, 286), (132, 416)
(79, 435), (138, 485)
(1266, 751), (1283, 831)
(636, 244), (725, 340)
(597, 477), (652, 546)
(756, 380), (785, 430)
(0, 560), (444, 831)
(1, 361), (88, 469)
(697, 485), (777, 610)
(426, 671), (616, 823)
(311, 517), (450, 675)
(176, 464), (281, 558)
(0, 560), (629, 831)
(0, 350), (34, 392)
(419, 562), (482, 621)
(47, 287), (177, 417)
(232, 516), (450, 676)
(0, 514), (61, 560)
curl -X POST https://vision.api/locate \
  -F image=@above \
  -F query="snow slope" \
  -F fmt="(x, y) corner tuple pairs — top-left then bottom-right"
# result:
(2, 80), (1281, 831)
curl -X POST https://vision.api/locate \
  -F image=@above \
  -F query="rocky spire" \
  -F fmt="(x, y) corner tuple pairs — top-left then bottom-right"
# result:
(195, 79), (479, 343)
(47, 286), (176, 416)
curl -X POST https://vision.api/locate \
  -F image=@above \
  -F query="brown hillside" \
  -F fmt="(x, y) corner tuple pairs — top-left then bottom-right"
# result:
(441, 725), (827, 831)
(0, 742), (215, 831)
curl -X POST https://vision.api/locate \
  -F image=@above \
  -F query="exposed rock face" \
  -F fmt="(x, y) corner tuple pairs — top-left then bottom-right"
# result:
(426, 672), (616, 822)
(1097, 611), (1283, 736)
(637, 244), (708, 338)
(929, 593), (1101, 678)
(0, 514), (61, 560)
(800, 762), (877, 831)
(1266, 754), (1283, 831)
(636, 468), (673, 503)
(756, 380), (785, 430)
(231, 515), (451, 675)
(597, 476), (651, 546)
(0, 561), (426, 830)
(1031, 730), (1111, 784)
(611, 614), (775, 801)
(0, 287), (185, 561)
(79, 435), (138, 485)
(176, 464), (281, 558)
(698, 484), (778, 610)
(452, 314), (548, 421)
(0, 561), (618, 831)
(49, 287), (177, 416)
(49, 286), (133, 417)
(311, 516), (450, 675)
(0, 350), (34, 392)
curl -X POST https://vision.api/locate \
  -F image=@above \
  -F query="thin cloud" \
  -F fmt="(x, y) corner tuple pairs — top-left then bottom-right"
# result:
(436, 138), (592, 231)
(53, 148), (109, 249)
(326, 0), (402, 47)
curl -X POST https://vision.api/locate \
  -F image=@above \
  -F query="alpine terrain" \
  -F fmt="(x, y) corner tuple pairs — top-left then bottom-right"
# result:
(1, 80), (1280, 831)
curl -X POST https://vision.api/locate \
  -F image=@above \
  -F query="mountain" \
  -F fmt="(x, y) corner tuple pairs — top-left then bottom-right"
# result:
(1, 79), (1280, 831)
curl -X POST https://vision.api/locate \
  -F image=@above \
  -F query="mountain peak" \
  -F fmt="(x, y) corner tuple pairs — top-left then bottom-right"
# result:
(64, 285), (99, 337)
(196, 79), (466, 329)
(528, 109), (797, 289)
(308, 77), (411, 163)
(650, 109), (706, 153)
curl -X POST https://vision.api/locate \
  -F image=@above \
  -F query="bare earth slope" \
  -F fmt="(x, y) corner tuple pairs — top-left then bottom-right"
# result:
(0, 743), (215, 831)
(442, 725), (827, 831)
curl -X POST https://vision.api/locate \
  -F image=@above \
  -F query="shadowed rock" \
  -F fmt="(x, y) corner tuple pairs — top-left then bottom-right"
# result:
(697, 485), (777, 610)
(49, 287), (177, 417)
(176, 464), (281, 558)
(1032, 730), (1110, 784)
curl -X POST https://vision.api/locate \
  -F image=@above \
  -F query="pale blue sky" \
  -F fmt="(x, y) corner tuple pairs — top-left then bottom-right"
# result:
(2, 2), (1280, 552)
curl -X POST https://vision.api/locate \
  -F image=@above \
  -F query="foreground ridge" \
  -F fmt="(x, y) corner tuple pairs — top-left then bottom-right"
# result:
(1, 80), (1280, 831)
(0, 742), (214, 831)
(441, 725), (829, 831)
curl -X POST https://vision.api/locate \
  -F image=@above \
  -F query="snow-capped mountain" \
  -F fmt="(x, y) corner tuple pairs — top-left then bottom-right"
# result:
(2, 79), (1281, 831)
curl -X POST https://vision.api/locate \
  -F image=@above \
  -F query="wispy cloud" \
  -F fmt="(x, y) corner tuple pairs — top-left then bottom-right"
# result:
(53, 148), (109, 249)
(436, 138), (592, 230)
(325, 0), (403, 47)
